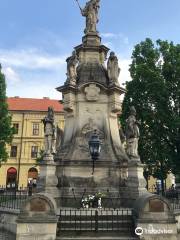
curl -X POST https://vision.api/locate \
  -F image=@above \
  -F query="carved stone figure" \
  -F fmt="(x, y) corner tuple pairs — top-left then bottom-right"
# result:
(66, 51), (78, 85)
(107, 52), (120, 85)
(125, 106), (140, 158)
(56, 126), (64, 151)
(81, 0), (100, 34)
(42, 107), (56, 155)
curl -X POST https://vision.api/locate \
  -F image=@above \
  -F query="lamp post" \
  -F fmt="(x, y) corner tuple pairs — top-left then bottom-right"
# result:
(88, 130), (101, 175)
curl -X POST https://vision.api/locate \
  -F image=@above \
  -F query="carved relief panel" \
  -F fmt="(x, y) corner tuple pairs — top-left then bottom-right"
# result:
(85, 84), (100, 101)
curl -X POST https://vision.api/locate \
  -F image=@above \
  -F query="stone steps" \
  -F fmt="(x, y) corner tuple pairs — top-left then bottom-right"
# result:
(56, 232), (138, 240)
(57, 237), (138, 240)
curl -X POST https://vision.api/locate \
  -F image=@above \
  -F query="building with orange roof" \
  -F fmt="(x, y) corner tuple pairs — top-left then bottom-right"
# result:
(0, 97), (64, 188)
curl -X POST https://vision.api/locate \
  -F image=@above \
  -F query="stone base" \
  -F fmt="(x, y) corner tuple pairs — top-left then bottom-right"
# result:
(82, 33), (101, 46)
(123, 160), (147, 206)
(37, 155), (60, 200)
(16, 223), (57, 240)
(16, 193), (57, 240)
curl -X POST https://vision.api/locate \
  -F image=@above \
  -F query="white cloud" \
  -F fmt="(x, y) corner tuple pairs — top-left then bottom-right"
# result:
(101, 33), (117, 38)
(0, 48), (67, 70)
(0, 47), (67, 99)
(2, 67), (21, 85)
(7, 83), (62, 100)
(102, 32), (129, 45)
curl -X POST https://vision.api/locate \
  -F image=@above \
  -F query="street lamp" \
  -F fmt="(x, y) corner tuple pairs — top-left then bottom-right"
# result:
(88, 130), (101, 175)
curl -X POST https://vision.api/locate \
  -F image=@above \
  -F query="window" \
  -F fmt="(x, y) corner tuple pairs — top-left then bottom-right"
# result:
(10, 146), (17, 158)
(13, 123), (19, 134)
(32, 123), (39, 136)
(31, 146), (38, 158)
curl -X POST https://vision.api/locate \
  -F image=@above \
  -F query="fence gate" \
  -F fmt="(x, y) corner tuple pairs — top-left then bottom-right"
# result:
(57, 209), (134, 234)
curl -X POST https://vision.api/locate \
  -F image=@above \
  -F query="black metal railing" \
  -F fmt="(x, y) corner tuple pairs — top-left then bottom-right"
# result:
(66, 188), (129, 209)
(164, 191), (180, 210)
(0, 186), (30, 210)
(57, 208), (134, 234)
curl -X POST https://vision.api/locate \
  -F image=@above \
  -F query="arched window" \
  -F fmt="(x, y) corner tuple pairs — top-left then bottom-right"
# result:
(6, 167), (17, 189)
(28, 168), (38, 180)
(28, 168), (38, 187)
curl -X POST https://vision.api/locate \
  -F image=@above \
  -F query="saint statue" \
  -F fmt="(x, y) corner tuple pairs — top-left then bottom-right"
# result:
(81, 0), (100, 34)
(42, 107), (56, 155)
(66, 51), (78, 85)
(107, 52), (120, 85)
(125, 106), (140, 158)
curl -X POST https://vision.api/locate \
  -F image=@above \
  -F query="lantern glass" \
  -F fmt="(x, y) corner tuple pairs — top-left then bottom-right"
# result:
(88, 131), (101, 160)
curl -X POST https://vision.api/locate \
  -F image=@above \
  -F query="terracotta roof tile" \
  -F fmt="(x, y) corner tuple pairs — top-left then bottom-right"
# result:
(7, 97), (63, 112)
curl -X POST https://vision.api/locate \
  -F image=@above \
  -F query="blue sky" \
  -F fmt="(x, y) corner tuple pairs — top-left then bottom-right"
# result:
(0, 0), (180, 99)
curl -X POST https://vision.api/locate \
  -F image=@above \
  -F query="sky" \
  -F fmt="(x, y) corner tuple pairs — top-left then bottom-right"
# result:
(0, 0), (180, 100)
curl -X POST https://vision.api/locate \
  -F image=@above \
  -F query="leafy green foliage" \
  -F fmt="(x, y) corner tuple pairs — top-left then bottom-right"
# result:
(121, 39), (180, 182)
(36, 149), (44, 164)
(0, 65), (14, 162)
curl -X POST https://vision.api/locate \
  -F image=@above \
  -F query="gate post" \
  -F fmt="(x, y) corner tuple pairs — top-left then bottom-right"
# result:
(16, 193), (58, 240)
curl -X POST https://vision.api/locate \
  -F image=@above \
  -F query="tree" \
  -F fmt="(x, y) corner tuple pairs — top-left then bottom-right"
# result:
(0, 64), (14, 163)
(121, 38), (180, 190)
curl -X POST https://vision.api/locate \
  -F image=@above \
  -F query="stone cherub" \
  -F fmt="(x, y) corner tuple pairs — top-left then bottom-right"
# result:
(42, 107), (56, 155)
(107, 52), (121, 86)
(66, 51), (78, 85)
(80, 0), (100, 34)
(125, 106), (140, 159)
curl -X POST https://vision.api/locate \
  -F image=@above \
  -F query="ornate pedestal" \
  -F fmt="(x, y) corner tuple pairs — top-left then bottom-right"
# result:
(125, 159), (147, 206)
(37, 154), (59, 203)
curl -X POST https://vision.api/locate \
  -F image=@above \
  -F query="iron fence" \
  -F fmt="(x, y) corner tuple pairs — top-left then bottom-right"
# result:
(66, 188), (130, 209)
(0, 186), (30, 210)
(57, 208), (134, 234)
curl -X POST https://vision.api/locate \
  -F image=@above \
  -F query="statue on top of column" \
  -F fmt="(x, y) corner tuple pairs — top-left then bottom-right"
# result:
(79, 0), (100, 34)
(42, 107), (56, 156)
(107, 52), (121, 86)
(125, 106), (140, 159)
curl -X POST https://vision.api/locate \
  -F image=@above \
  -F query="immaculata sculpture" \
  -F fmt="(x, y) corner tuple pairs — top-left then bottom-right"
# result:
(125, 106), (140, 159)
(42, 107), (56, 155)
(76, 0), (100, 34)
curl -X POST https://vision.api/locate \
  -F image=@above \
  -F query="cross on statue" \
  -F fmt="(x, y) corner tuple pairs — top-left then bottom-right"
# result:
(75, 0), (100, 34)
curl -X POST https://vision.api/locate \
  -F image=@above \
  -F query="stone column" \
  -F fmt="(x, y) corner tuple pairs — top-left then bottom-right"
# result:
(16, 193), (58, 240)
(37, 154), (59, 202)
(124, 159), (147, 206)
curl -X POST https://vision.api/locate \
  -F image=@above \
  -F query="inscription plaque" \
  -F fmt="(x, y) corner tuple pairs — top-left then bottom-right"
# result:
(149, 199), (164, 212)
(30, 198), (46, 212)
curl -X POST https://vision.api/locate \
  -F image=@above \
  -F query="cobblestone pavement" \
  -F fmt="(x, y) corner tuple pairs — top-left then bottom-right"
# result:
(0, 228), (15, 240)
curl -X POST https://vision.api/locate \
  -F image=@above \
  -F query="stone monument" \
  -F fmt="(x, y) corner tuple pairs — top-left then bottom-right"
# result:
(42, 107), (56, 158)
(124, 106), (147, 205)
(37, 107), (59, 200)
(55, 0), (134, 207)
(125, 106), (140, 160)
